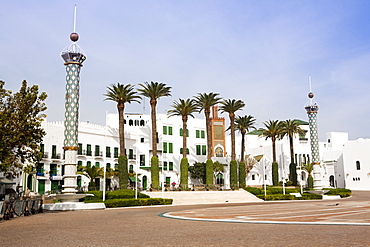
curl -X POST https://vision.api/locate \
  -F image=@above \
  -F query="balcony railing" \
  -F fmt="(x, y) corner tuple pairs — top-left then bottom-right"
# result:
(128, 155), (137, 160)
(95, 151), (103, 157)
(51, 153), (61, 159)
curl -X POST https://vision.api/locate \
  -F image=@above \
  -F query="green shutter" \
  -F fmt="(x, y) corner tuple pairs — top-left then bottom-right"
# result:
(180, 128), (183, 136)
(201, 130), (205, 138)
(169, 162), (174, 171)
(95, 162), (100, 168)
(196, 145), (201, 155)
(163, 161), (168, 171)
(196, 130), (200, 138)
(169, 126), (173, 135)
(169, 143), (173, 153)
(163, 126), (167, 135)
(202, 145), (207, 155)
(163, 142), (167, 153)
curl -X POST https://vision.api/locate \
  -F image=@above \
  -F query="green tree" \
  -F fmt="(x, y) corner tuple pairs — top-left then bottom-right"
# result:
(168, 98), (198, 189)
(104, 83), (141, 189)
(259, 120), (283, 185)
(77, 165), (104, 190)
(302, 162), (314, 189)
(188, 162), (206, 184)
(0, 80), (47, 172)
(138, 81), (171, 189)
(235, 115), (256, 187)
(194, 92), (221, 186)
(281, 119), (305, 186)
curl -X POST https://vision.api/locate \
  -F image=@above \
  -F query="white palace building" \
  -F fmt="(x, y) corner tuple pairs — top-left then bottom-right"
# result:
(2, 106), (370, 196)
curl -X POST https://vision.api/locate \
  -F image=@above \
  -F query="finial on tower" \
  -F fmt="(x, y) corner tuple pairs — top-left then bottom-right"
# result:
(305, 75), (319, 113)
(70, 5), (79, 42)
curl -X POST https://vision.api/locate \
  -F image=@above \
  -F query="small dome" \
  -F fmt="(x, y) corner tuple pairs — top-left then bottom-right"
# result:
(308, 92), (314, 98)
(70, 33), (79, 42)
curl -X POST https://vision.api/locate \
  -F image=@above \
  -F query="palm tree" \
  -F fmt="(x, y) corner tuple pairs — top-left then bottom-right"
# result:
(281, 119), (305, 185)
(259, 120), (283, 185)
(77, 165), (104, 190)
(138, 81), (171, 189)
(302, 162), (314, 188)
(194, 92), (221, 187)
(168, 98), (198, 189)
(220, 99), (245, 189)
(235, 115), (256, 187)
(235, 115), (256, 162)
(104, 83), (141, 189)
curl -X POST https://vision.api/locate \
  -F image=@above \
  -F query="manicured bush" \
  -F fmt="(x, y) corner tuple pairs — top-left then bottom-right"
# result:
(118, 155), (128, 189)
(307, 176), (314, 189)
(298, 193), (322, 200)
(205, 159), (213, 186)
(324, 188), (352, 198)
(257, 194), (295, 201)
(244, 186), (261, 195)
(272, 162), (279, 186)
(180, 157), (189, 189)
(82, 189), (149, 202)
(104, 198), (173, 208)
(289, 163), (297, 186)
(230, 160), (238, 190)
(151, 156), (159, 189)
(238, 162), (246, 188)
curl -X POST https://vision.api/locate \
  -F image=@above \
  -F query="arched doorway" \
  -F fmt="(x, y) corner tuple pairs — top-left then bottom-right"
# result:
(142, 175), (147, 190)
(216, 173), (224, 185)
(329, 175), (335, 187)
(27, 174), (33, 191)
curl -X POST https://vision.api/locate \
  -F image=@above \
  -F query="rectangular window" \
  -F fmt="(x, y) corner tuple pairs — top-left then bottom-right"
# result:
(196, 145), (201, 155)
(196, 130), (200, 138)
(169, 143), (173, 154)
(252, 174), (255, 180)
(163, 161), (168, 171)
(106, 146), (111, 157)
(114, 147), (119, 158)
(95, 145), (100, 156)
(52, 145), (57, 159)
(140, 154), (145, 166)
(163, 142), (168, 153)
(77, 161), (83, 167)
(78, 143), (83, 155)
(202, 145), (206, 155)
(115, 163), (119, 170)
(168, 126), (173, 135)
(129, 149), (134, 159)
(87, 161), (92, 168)
(87, 144), (92, 156)
(166, 177), (171, 186)
(169, 162), (174, 171)
(36, 163), (44, 176)
(50, 164), (57, 176)
(201, 130), (205, 139)
(163, 126), (167, 135)
(106, 163), (111, 169)
(141, 138), (144, 143)
(95, 162), (100, 168)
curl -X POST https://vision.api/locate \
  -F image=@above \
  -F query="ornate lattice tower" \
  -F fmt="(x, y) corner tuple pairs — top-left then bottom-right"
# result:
(61, 16), (86, 194)
(304, 90), (321, 189)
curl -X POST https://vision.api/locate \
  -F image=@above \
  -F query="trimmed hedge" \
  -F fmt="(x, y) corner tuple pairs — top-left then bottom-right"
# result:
(104, 198), (173, 208)
(82, 189), (149, 202)
(118, 155), (129, 189)
(272, 162), (279, 186)
(256, 193), (322, 201)
(230, 160), (238, 190)
(324, 188), (352, 198)
(180, 157), (189, 189)
(238, 162), (246, 188)
(205, 159), (213, 186)
(151, 156), (160, 189)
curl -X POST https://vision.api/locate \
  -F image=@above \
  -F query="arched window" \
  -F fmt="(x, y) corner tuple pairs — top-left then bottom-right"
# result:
(129, 165), (134, 173)
(356, 161), (361, 170)
(135, 120), (139, 126)
(129, 119), (133, 126)
(140, 120), (145, 126)
(87, 161), (91, 168)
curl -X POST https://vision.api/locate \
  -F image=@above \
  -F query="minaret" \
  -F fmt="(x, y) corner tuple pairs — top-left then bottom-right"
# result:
(61, 6), (86, 194)
(304, 78), (321, 189)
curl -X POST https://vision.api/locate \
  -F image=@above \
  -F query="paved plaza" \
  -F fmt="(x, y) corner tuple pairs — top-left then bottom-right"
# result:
(0, 191), (369, 246)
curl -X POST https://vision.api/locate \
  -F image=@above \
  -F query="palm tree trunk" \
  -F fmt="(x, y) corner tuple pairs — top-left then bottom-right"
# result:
(117, 103), (125, 156)
(272, 137), (277, 163)
(150, 99), (157, 157)
(230, 113), (236, 161)
(240, 131), (245, 163)
(289, 135), (294, 164)
(205, 108), (212, 160)
(182, 116), (188, 158)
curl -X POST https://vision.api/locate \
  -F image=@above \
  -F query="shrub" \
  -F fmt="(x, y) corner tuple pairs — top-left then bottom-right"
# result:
(230, 160), (238, 190)
(104, 198), (173, 208)
(289, 163), (297, 186)
(272, 162), (279, 186)
(151, 156), (159, 189)
(324, 188), (352, 198)
(180, 158), (189, 189)
(307, 176), (314, 189)
(82, 189), (149, 202)
(205, 159), (213, 186)
(244, 187), (261, 195)
(238, 162), (246, 188)
(257, 194), (295, 201)
(118, 155), (128, 189)
(298, 193), (322, 200)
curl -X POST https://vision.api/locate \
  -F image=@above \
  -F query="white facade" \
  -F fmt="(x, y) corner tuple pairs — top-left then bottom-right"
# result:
(7, 112), (370, 197)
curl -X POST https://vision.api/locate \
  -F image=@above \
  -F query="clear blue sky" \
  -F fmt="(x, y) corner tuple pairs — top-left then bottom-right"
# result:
(2, 0), (370, 141)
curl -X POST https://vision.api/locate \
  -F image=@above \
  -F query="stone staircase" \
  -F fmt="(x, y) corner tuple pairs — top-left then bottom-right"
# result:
(144, 189), (262, 206)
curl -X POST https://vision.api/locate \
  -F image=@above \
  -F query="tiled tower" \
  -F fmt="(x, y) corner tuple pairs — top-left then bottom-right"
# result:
(61, 23), (86, 194)
(304, 91), (321, 189)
